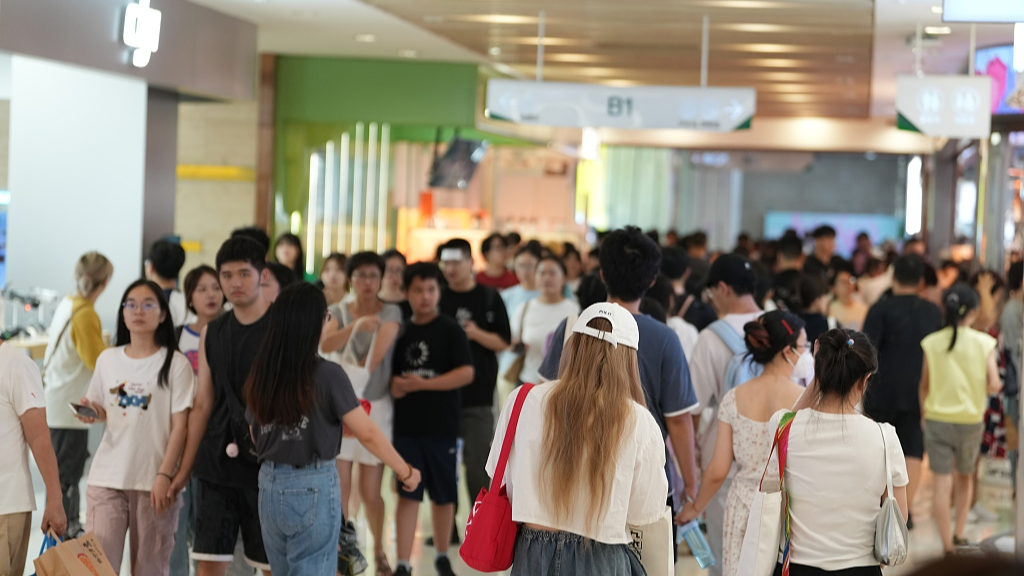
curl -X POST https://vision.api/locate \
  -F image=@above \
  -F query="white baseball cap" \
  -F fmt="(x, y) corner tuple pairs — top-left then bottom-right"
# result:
(572, 302), (639, 350)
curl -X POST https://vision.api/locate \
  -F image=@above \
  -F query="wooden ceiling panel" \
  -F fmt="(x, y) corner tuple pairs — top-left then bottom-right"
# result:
(363, 0), (876, 118)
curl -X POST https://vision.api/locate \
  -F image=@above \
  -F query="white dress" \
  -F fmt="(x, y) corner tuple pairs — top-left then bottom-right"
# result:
(717, 389), (774, 576)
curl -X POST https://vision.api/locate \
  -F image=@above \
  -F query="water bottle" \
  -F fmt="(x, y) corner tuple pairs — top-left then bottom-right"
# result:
(679, 520), (716, 569)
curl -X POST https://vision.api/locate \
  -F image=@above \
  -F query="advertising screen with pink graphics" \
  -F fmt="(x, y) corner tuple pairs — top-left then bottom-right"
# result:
(764, 212), (903, 258)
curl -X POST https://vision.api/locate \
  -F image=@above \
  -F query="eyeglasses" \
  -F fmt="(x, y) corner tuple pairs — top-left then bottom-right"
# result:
(122, 301), (159, 313)
(352, 272), (382, 282)
(385, 267), (403, 276)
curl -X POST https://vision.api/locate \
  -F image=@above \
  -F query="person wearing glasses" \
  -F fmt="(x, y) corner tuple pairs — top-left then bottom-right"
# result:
(75, 280), (195, 575)
(320, 251), (402, 575)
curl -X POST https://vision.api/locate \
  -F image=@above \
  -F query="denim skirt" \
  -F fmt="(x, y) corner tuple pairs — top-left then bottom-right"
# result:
(511, 526), (647, 576)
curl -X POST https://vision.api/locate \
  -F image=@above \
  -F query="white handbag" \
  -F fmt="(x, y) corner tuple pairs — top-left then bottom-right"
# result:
(339, 316), (380, 398)
(736, 412), (795, 576)
(627, 506), (674, 576)
(874, 423), (909, 566)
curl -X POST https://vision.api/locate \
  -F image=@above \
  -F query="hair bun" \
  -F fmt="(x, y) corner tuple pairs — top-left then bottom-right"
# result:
(743, 322), (772, 352)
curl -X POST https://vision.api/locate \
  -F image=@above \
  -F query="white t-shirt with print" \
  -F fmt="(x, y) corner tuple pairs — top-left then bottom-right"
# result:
(178, 325), (201, 376)
(0, 343), (48, 515)
(767, 409), (909, 571)
(86, 347), (195, 491)
(689, 311), (762, 468)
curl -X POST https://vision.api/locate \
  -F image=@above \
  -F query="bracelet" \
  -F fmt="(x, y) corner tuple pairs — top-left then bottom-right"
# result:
(398, 463), (413, 483)
(157, 472), (173, 481)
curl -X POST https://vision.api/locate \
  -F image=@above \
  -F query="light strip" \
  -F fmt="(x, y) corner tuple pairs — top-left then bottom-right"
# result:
(906, 155), (923, 236)
(377, 123), (391, 251)
(337, 132), (350, 253)
(305, 153), (319, 274)
(364, 123), (378, 251)
(351, 123), (365, 253)
(322, 141), (335, 258)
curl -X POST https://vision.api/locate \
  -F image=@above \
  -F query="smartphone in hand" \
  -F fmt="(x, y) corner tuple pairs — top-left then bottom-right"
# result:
(69, 402), (98, 419)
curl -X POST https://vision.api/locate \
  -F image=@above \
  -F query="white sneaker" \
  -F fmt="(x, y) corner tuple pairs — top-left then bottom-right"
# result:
(968, 503), (999, 523)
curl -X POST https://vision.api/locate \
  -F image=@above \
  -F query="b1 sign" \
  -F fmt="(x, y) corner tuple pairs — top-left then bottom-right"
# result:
(942, 0), (1024, 23)
(485, 79), (756, 132)
(896, 75), (991, 138)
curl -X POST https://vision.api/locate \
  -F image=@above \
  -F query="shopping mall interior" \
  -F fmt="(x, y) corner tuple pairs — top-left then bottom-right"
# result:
(1, 0), (1024, 575)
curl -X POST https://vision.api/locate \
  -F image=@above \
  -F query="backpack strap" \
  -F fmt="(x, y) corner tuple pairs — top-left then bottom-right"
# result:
(490, 383), (535, 492)
(708, 320), (746, 355)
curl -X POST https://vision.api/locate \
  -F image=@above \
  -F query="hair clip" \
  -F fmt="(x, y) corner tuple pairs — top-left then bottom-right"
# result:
(781, 320), (793, 335)
(847, 338), (855, 348)
(959, 305), (968, 316)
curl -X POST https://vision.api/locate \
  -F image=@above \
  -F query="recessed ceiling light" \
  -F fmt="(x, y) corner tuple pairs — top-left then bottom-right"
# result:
(453, 14), (539, 24)
(398, 49), (419, 58)
(355, 34), (377, 43)
(489, 47), (502, 56)
(924, 26), (952, 35)
(931, 6), (943, 14)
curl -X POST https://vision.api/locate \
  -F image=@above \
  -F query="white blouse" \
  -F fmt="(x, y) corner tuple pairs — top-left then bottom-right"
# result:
(486, 383), (669, 545)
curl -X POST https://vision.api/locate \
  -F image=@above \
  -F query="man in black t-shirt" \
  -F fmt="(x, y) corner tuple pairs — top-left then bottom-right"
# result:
(863, 254), (942, 520)
(773, 233), (805, 311)
(391, 264), (474, 576)
(171, 237), (273, 575)
(803, 225), (845, 281)
(437, 239), (511, 506)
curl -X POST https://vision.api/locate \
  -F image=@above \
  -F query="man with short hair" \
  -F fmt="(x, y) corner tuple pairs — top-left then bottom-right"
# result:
(437, 239), (511, 519)
(772, 233), (805, 311)
(146, 239), (188, 326)
(688, 254), (763, 576)
(662, 246), (716, 331)
(538, 227), (701, 533)
(863, 254), (942, 524)
(172, 237), (273, 576)
(803, 225), (842, 280)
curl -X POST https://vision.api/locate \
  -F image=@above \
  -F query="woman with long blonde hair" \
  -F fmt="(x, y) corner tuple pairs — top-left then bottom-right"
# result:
(486, 302), (668, 575)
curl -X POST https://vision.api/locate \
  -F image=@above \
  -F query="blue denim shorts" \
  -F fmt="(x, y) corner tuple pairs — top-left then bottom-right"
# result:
(512, 526), (646, 576)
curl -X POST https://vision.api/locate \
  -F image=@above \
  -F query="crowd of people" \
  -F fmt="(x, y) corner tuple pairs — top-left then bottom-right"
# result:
(1, 222), (1022, 576)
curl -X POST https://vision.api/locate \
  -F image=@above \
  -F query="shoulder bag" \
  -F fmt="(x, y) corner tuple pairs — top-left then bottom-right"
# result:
(461, 383), (535, 572)
(502, 301), (530, 383)
(41, 304), (84, 383)
(736, 411), (796, 576)
(874, 423), (909, 566)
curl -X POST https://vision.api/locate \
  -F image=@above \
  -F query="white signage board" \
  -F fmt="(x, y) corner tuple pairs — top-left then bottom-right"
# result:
(485, 79), (756, 132)
(942, 0), (1024, 23)
(896, 75), (991, 138)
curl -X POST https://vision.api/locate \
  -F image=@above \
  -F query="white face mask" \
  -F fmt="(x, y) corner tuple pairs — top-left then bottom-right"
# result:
(787, 349), (815, 383)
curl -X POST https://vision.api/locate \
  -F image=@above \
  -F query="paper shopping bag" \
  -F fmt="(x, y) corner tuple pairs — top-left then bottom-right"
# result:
(33, 531), (117, 576)
(627, 507), (674, 576)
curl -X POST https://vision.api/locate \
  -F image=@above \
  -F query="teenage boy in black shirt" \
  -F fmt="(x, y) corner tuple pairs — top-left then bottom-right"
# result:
(863, 254), (942, 522)
(170, 237), (272, 576)
(437, 239), (511, 505)
(391, 263), (474, 576)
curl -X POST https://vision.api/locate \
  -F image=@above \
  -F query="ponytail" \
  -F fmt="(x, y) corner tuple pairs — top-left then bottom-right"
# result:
(942, 282), (980, 352)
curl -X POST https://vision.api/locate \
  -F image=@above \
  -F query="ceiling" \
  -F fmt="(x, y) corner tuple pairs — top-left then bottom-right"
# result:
(365, 0), (877, 119)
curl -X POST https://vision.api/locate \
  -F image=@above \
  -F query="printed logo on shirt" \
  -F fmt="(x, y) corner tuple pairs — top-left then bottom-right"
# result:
(405, 340), (430, 367)
(109, 382), (152, 411)
(455, 307), (473, 327)
(186, 350), (199, 375)
(260, 416), (309, 442)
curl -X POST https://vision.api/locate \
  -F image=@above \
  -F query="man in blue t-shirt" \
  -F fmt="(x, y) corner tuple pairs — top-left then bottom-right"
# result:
(538, 227), (700, 507)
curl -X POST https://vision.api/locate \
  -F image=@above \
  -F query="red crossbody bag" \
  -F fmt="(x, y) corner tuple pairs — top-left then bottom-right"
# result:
(460, 383), (535, 572)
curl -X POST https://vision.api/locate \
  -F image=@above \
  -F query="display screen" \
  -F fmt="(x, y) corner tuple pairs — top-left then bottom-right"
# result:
(428, 138), (488, 190)
(975, 45), (1023, 116)
(943, 0), (1024, 23)
(764, 212), (903, 258)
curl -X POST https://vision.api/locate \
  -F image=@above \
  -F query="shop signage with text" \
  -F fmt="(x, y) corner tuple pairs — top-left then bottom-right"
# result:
(485, 79), (756, 132)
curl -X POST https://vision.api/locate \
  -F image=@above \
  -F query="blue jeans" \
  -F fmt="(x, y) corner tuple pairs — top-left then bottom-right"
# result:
(258, 460), (341, 576)
(511, 526), (646, 576)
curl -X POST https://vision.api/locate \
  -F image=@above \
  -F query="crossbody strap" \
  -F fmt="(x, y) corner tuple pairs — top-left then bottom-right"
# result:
(42, 304), (84, 381)
(756, 411), (796, 576)
(878, 422), (894, 498)
(517, 300), (530, 342)
(490, 383), (535, 492)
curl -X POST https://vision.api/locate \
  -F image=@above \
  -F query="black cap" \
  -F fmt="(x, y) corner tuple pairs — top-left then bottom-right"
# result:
(706, 253), (756, 295)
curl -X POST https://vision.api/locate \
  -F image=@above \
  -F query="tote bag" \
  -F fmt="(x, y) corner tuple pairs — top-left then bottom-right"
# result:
(627, 507), (674, 576)
(339, 316), (381, 399)
(736, 412), (795, 576)
(874, 423), (909, 566)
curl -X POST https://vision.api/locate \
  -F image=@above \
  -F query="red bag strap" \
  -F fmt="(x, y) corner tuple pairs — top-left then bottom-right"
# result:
(490, 383), (535, 491)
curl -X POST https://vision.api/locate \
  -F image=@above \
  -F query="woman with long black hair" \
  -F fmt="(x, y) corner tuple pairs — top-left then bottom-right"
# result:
(75, 280), (194, 576)
(244, 282), (420, 576)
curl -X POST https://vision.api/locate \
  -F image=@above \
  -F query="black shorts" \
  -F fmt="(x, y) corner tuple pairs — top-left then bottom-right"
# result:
(191, 478), (270, 569)
(393, 436), (458, 505)
(867, 408), (924, 459)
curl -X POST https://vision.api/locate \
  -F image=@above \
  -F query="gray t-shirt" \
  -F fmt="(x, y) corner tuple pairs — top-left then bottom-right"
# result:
(246, 359), (361, 466)
(329, 302), (403, 401)
(1000, 298), (1023, 365)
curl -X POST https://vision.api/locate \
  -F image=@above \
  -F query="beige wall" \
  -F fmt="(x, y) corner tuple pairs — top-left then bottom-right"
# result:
(175, 101), (258, 275)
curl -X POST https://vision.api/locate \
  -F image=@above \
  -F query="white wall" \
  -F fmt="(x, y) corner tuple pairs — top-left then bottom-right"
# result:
(7, 55), (147, 329)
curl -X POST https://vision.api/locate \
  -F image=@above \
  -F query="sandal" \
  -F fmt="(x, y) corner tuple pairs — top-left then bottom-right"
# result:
(375, 552), (393, 576)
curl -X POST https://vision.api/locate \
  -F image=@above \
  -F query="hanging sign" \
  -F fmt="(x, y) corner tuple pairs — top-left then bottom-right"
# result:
(485, 79), (756, 132)
(896, 75), (992, 138)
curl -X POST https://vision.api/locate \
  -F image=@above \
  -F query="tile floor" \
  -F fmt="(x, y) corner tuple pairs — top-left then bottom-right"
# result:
(24, 433), (1017, 575)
